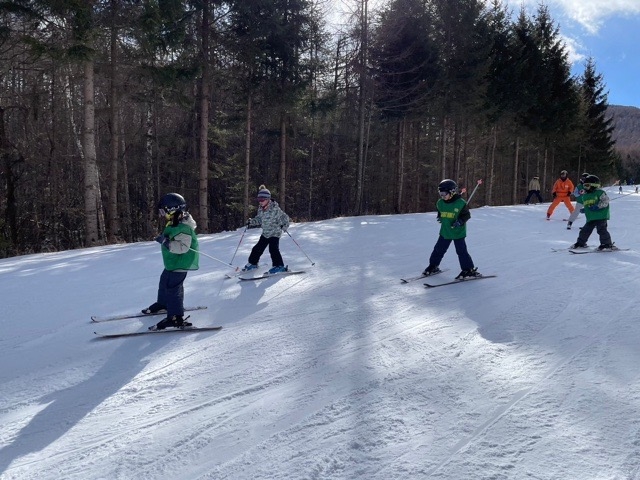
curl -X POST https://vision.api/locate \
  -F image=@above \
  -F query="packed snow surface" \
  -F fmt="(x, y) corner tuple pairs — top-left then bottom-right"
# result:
(2, 187), (640, 479)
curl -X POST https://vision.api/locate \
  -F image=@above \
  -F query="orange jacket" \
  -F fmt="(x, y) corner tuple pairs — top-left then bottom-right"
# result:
(551, 178), (574, 197)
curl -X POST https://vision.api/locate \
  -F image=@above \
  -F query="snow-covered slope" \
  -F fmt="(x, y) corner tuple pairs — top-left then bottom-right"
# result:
(2, 187), (640, 480)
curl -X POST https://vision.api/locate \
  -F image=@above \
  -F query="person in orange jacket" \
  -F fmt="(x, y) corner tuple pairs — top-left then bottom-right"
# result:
(546, 170), (575, 220)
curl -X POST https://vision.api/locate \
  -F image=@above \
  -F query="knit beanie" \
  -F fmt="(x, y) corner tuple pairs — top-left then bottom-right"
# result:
(257, 185), (271, 200)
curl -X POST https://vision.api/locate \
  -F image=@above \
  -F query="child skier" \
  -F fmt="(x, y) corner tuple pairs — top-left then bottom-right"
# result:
(144, 193), (200, 330)
(243, 185), (290, 274)
(570, 175), (616, 250)
(423, 179), (482, 280)
(566, 172), (589, 230)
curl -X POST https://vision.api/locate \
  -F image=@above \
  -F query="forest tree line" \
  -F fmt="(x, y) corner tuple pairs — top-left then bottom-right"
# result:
(0, 0), (619, 257)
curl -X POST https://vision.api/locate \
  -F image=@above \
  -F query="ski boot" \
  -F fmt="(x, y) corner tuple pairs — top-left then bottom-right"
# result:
(455, 267), (481, 280)
(149, 315), (191, 331)
(268, 265), (288, 274)
(422, 265), (442, 276)
(142, 302), (167, 315)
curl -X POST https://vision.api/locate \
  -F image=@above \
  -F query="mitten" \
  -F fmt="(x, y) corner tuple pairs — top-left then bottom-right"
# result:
(589, 205), (599, 211)
(452, 220), (463, 227)
(552, 192), (557, 198)
(155, 235), (171, 249)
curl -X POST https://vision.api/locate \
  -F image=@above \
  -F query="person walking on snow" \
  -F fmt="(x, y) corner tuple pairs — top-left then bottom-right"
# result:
(566, 172), (589, 230)
(145, 193), (200, 331)
(570, 175), (615, 251)
(422, 179), (482, 280)
(243, 185), (291, 274)
(524, 175), (543, 204)
(546, 170), (574, 220)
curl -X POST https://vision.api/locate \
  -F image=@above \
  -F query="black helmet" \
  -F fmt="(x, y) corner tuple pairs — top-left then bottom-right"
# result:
(583, 175), (601, 191)
(438, 179), (458, 196)
(158, 193), (187, 216)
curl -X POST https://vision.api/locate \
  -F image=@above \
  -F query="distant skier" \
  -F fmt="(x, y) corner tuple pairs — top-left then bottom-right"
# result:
(243, 185), (291, 274)
(546, 170), (575, 220)
(144, 193), (200, 331)
(524, 175), (543, 204)
(566, 172), (589, 230)
(422, 179), (482, 280)
(570, 175), (616, 251)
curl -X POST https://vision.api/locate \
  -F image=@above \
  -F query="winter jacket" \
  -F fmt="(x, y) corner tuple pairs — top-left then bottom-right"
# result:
(577, 189), (610, 222)
(551, 177), (574, 197)
(436, 194), (471, 240)
(249, 200), (290, 238)
(161, 214), (199, 271)
(528, 178), (541, 191)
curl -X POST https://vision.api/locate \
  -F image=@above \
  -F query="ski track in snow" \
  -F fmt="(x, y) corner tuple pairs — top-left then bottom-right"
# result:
(3, 193), (640, 479)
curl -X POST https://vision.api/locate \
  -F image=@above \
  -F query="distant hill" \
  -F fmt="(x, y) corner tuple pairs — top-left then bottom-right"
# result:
(608, 105), (640, 150)
(608, 105), (640, 177)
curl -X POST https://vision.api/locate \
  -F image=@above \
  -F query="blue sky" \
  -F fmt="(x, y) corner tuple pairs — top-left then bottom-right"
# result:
(507, 0), (640, 108)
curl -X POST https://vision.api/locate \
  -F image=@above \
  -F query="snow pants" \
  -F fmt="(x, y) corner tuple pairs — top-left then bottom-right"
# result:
(576, 219), (612, 247)
(567, 202), (583, 223)
(249, 235), (284, 267)
(547, 196), (574, 217)
(429, 235), (474, 271)
(524, 190), (543, 204)
(157, 269), (187, 317)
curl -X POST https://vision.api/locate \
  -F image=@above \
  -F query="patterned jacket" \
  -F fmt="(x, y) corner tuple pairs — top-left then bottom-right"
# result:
(249, 200), (290, 238)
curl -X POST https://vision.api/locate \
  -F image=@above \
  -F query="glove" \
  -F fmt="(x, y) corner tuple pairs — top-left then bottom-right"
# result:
(247, 219), (259, 229)
(589, 205), (599, 211)
(552, 192), (557, 198)
(452, 220), (463, 227)
(437, 217), (442, 223)
(155, 235), (171, 249)
(580, 208), (584, 214)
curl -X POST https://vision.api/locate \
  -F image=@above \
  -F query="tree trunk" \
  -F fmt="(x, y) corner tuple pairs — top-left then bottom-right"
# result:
(396, 118), (406, 213)
(108, 9), (120, 242)
(512, 136), (520, 205)
(279, 112), (287, 211)
(198, 0), (211, 232)
(244, 94), (252, 220)
(355, 0), (368, 215)
(83, 59), (103, 246)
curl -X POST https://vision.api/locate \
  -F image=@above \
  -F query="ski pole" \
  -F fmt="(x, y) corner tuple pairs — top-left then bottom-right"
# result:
(174, 239), (240, 271)
(466, 179), (483, 204)
(229, 225), (248, 266)
(283, 229), (315, 266)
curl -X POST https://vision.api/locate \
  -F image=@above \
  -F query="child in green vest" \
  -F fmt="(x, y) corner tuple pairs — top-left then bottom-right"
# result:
(423, 179), (482, 280)
(570, 175), (616, 250)
(144, 193), (200, 331)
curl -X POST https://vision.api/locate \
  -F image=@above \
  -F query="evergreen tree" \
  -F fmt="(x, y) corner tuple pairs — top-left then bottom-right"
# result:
(579, 57), (616, 174)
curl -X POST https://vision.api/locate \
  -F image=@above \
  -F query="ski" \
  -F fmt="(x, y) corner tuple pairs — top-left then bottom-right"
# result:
(94, 325), (222, 339)
(225, 266), (262, 279)
(239, 270), (305, 281)
(91, 306), (207, 323)
(569, 247), (629, 254)
(424, 275), (497, 288)
(400, 269), (448, 283)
